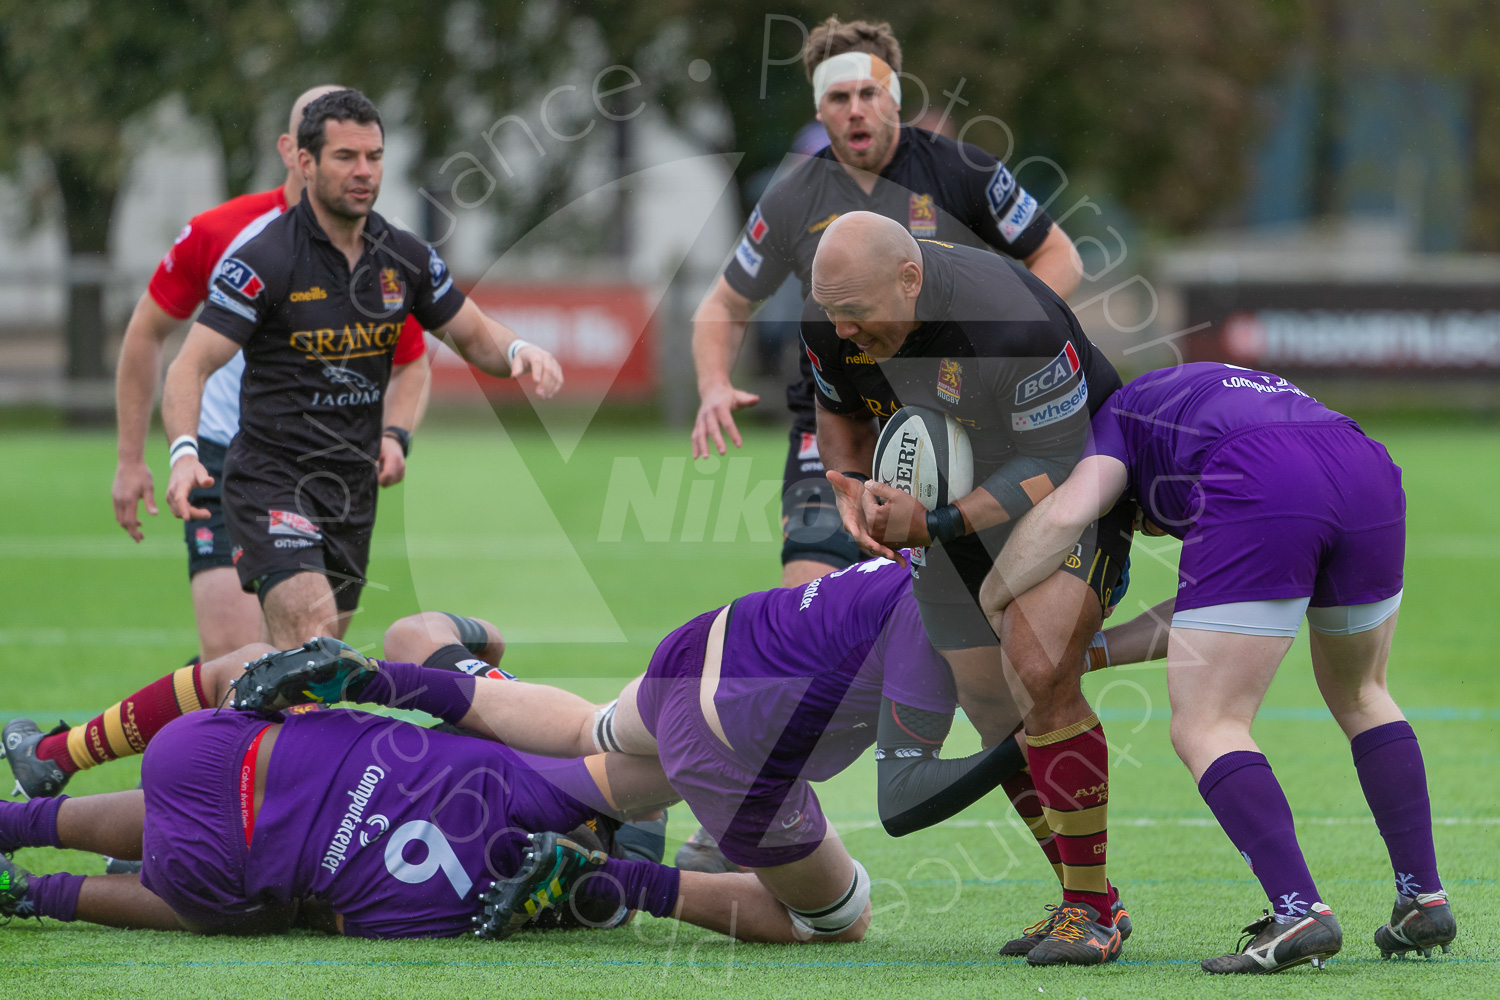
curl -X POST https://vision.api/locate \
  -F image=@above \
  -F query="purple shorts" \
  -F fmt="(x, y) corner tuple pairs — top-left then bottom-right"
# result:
(140, 710), (270, 930)
(636, 609), (827, 869)
(1176, 424), (1405, 612)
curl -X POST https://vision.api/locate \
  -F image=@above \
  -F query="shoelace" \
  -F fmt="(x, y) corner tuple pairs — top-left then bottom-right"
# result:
(1046, 907), (1094, 943)
(1233, 910), (1275, 953)
(1019, 905), (1063, 938)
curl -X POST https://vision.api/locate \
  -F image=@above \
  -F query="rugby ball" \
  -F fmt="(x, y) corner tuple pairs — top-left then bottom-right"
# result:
(872, 406), (973, 510)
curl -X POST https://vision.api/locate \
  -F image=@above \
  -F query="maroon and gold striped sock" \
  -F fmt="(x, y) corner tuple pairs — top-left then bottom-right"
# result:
(1027, 712), (1112, 924)
(35, 665), (208, 774)
(1000, 766), (1064, 884)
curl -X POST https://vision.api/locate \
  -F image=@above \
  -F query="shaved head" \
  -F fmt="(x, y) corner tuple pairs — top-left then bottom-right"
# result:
(289, 85), (348, 134)
(810, 212), (924, 359)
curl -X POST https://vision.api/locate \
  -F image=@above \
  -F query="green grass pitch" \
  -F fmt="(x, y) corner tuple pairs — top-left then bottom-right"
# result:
(0, 419), (1495, 999)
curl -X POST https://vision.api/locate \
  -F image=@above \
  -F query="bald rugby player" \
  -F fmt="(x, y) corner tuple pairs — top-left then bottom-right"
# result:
(112, 85), (431, 661)
(810, 213), (1132, 964)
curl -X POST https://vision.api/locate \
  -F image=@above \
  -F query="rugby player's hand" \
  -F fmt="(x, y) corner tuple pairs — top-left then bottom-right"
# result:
(826, 470), (903, 566)
(862, 480), (931, 553)
(692, 382), (760, 458)
(166, 456), (214, 520)
(377, 435), (406, 488)
(112, 458), (158, 542)
(511, 343), (564, 399)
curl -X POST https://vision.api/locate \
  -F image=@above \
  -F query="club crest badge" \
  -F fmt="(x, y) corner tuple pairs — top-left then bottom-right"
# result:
(380, 268), (404, 310)
(908, 193), (937, 237)
(936, 358), (962, 404)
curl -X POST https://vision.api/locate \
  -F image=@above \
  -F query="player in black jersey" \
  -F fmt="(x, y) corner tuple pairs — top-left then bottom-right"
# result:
(162, 90), (562, 648)
(809, 212), (1132, 966)
(690, 17), (1082, 589)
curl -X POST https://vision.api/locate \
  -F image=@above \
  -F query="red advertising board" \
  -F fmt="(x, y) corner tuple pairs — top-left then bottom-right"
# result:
(428, 284), (655, 400)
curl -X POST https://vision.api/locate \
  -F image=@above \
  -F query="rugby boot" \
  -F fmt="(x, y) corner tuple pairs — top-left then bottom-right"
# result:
(0, 853), (32, 918)
(1000, 890), (1132, 956)
(674, 826), (745, 874)
(229, 638), (376, 712)
(474, 832), (608, 940)
(1025, 901), (1124, 966)
(103, 857), (144, 876)
(1, 719), (71, 799)
(1202, 902), (1342, 974)
(1375, 891), (1456, 959)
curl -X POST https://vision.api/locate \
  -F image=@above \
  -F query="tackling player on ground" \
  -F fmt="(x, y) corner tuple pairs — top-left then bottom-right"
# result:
(983, 362), (1456, 972)
(111, 85), (430, 661)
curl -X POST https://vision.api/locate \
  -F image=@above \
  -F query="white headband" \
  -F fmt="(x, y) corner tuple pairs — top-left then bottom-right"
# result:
(811, 52), (902, 109)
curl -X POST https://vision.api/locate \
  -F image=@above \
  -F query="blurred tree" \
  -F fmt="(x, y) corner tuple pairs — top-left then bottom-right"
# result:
(0, 1), (308, 393)
(574, 2), (1304, 232)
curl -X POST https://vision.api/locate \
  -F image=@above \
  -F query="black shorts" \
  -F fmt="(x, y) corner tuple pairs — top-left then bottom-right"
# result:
(183, 438), (236, 578)
(910, 498), (1134, 650)
(221, 443), (376, 614)
(780, 411), (862, 570)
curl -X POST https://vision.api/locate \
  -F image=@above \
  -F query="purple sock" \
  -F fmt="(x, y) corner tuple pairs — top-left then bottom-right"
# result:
(22, 872), (86, 922)
(1352, 720), (1443, 897)
(0, 795), (67, 854)
(576, 857), (680, 918)
(1199, 751), (1322, 920)
(360, 661), (476, 725)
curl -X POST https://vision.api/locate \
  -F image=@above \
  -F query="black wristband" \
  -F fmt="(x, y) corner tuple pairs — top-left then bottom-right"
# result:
(383, 426), (411, 457)
(925, 504), (967, 545)
(842, 472), (870, 483)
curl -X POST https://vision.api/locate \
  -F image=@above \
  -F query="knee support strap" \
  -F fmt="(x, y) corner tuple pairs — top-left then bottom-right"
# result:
(787, 859), (870, 938)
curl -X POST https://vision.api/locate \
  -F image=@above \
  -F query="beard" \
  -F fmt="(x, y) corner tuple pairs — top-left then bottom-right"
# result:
(312, 173), (375, 221)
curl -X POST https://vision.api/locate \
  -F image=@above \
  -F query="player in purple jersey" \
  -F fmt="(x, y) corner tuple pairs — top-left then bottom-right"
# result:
(982, 363), (1455, 973)
(218, 557), (1034, 943)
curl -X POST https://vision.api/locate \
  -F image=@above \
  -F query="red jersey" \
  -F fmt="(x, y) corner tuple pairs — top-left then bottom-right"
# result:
(147, 187), (426, 364)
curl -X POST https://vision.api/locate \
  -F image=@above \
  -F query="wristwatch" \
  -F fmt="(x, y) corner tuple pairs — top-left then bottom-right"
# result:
(383, 426), (411, 457)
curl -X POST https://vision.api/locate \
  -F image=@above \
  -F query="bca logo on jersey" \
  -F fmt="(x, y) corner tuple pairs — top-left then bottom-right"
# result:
(1015, 342), (1081, 405)
(219, 258), (264, 298)
(747, 207), (769, 244)
(985, 164), (1016, 216)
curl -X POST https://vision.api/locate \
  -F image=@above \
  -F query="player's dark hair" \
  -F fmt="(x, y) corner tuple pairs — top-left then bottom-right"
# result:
(297, 89), (383, 161)
(803, 17), (903, 80)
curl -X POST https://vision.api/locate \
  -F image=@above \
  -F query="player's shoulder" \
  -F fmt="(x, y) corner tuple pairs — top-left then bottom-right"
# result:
(758, 149), (842, 215)
(187, 188), (286, 243)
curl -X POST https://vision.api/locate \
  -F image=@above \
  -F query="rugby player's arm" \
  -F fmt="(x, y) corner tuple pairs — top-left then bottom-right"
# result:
(378, 351), (428, 487)
(1022, 224), (1084, 301)
(691, 276), (762, 458)
(436, 298), (563, 398)
(112, 293), (184, 540)
(875, 697), (1025, 837)
(161, 324), (241, 520)
(979, 454), (1128, 615)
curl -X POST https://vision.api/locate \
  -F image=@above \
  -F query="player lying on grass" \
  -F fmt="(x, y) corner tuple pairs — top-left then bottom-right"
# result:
(0, 584), (1031, 945)
(241, 557), (1155, 949)
(981, 362), (1457, 973)
(207, 556), (1022, 943)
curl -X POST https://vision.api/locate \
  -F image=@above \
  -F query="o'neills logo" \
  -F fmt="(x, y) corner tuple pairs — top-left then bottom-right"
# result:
(321, 765), (385, 874)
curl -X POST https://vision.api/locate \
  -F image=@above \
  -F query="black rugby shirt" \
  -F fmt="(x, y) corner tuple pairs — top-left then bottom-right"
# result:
(197, 194), (465, 463)
(722, 127), (1056, 419)
(801, 239), (1120, 522)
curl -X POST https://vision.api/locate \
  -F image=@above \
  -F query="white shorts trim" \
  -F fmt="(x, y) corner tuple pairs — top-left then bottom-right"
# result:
(1171, 591), (1404, 638)
(1171, 598), (1309, 637)
(1306, 590), (1402, 635)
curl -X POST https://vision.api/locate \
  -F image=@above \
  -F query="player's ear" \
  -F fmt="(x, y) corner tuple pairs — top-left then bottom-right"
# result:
(276, 133), (295, 167)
